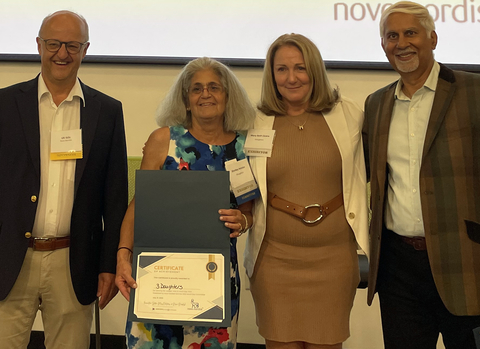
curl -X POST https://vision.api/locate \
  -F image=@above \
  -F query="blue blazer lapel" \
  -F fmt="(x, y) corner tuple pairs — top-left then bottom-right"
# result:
(75, 82), (101, 197)
(16, 77), (41, 177)
(422, 65), (456, 162)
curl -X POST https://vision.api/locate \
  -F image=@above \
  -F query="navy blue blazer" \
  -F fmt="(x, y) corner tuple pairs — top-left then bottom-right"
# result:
(0, 76), (128, 305)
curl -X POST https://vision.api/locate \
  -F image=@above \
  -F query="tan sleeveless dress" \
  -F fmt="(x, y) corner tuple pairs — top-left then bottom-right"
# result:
(249, 112), (359, 344)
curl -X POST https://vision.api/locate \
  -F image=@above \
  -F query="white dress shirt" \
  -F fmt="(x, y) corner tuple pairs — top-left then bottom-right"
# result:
(385, 62), (440, 237)
(32, 76), (84, 238)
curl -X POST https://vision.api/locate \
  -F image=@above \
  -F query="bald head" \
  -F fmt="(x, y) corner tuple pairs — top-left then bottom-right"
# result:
(36, 10), (90, 94)
(39, 10), (89, 42)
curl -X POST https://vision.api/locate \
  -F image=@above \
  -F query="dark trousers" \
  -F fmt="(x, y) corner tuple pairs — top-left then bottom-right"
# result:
(377, 229), (480, 349)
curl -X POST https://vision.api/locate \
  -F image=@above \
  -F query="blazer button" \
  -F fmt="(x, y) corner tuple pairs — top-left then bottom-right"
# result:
(25, 232), (32, 238)
(31, 195), (37, 203)
(348, 212), (355, 219)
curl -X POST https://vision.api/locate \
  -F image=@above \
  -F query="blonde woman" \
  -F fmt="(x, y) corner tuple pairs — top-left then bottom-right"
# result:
(245, 34), (369, 349)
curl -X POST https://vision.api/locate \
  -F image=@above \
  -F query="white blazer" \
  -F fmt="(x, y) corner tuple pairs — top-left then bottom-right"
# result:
(244, 97), (369, 278)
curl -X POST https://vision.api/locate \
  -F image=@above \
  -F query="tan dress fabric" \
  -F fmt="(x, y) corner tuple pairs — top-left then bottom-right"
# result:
(250, 112), (359, 344)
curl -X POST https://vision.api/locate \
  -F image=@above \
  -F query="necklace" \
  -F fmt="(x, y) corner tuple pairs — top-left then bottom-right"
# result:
(285, 113), (310, 130)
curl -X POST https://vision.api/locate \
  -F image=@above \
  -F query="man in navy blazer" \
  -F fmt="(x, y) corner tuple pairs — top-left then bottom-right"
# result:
(0, 11), (128, 348)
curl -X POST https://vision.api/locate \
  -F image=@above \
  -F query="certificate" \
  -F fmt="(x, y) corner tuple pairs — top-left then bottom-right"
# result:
(134, 252), (225, 322)
(128, 170), (231, 327)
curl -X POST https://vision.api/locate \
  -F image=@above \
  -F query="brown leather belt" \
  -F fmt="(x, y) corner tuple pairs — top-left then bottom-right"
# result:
(267, 192), (343, 224)
(400, 236), (427, 251)
(28, 236), (70, 251)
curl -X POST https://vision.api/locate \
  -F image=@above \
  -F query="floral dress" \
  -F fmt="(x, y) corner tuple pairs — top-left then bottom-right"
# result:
(126, 126), (245, 349)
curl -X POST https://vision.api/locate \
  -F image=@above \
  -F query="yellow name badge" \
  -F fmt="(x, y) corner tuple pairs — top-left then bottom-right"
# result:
(50, 129), (83, 161)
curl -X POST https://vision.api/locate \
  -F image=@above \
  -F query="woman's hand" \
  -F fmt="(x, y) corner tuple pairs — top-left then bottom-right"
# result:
(115, 249), (137, 302)
(219, 208), (248, 238)
(113, 127), (170, 302)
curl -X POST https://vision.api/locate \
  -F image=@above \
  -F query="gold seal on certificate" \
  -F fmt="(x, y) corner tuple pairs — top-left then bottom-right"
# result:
(134, 252), (225, 322)
(206, 254), (218, 279)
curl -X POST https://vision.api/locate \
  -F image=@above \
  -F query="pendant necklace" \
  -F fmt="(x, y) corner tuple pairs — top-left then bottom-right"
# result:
(286, 113), (310, 130)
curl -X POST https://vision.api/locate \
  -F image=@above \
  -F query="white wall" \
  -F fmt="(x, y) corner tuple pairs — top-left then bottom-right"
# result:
(0, 61), (445, 349)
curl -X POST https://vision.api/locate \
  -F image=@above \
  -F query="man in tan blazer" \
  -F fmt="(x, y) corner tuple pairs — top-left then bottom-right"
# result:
(363, 1), (480, 348)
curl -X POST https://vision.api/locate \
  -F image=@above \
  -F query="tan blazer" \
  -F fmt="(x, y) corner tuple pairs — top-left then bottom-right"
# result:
(363, 63), (480, 316)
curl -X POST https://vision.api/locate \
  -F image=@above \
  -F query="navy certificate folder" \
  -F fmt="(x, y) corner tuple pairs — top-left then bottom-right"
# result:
(128, 170), (231, 327)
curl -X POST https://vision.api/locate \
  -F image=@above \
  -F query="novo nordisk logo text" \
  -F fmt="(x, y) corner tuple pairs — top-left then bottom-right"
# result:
(334, 1), (480, 23)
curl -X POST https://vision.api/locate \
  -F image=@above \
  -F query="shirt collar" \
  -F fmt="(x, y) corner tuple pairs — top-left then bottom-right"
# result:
(395, 61), (440, 100)
(38, 75), (85, 107)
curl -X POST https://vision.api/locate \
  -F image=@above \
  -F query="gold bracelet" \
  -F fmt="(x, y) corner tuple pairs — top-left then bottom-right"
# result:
(239, 214), (249, 235)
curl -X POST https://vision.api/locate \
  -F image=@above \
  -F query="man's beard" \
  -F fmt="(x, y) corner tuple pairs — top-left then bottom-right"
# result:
(394, 52), (419, 73)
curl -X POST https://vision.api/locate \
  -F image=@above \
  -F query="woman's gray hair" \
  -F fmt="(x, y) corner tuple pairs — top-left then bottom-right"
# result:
(379, 1), (435, 38)
(156, 57), (255, 131)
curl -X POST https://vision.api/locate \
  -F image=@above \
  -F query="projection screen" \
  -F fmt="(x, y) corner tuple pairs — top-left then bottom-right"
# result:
(1, 0), (479, 70)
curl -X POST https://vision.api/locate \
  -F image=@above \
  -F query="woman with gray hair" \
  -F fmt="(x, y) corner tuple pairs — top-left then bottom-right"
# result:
(116, 57), (256, 349)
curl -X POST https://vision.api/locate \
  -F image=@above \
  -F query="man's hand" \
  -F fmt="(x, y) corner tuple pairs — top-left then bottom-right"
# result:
(97, 273), (119, 309)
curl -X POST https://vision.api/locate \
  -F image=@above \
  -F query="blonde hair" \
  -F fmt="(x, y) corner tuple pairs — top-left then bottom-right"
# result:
(258, 33), (339, 116)
(380, 1), (435, 38)
(156, 57), (255, 131)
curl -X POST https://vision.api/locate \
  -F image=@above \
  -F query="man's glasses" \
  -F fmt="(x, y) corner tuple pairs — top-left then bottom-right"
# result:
(38, 38), (88, 54)
(188, 83), (224, 95)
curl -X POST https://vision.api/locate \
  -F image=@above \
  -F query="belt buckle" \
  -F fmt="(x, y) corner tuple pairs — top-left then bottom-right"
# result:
(32, 237), (53, 250)
(303, 204), (324, 224)
(412, 238), (426, 251)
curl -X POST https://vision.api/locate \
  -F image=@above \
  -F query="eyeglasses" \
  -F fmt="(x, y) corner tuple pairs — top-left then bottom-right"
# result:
(38, 37), (88, 54)
(188, 83), (224, 95)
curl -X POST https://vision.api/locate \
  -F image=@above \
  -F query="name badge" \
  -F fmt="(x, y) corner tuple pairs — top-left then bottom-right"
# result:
(50, 129), (83, 160)
(243, 129), (275, 157)
(225, 158), (260, 205)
